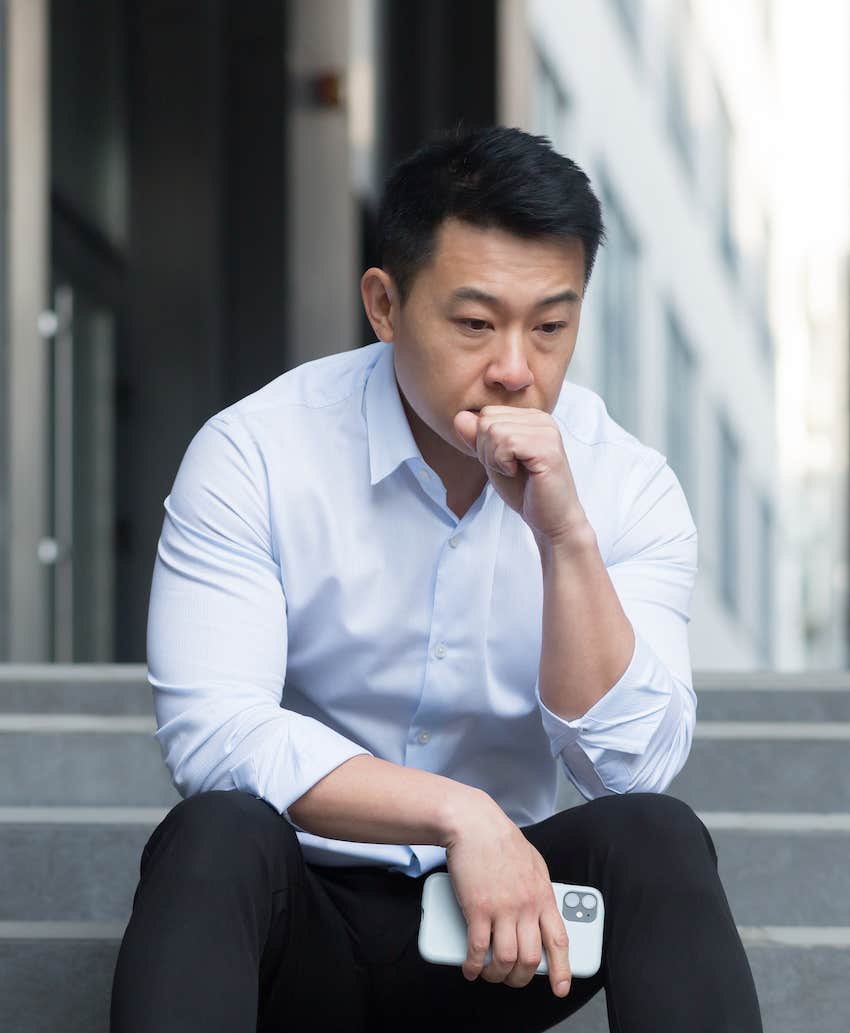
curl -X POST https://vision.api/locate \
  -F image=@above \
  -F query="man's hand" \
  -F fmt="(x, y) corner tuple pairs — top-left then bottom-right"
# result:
(452, 406), (588, 548)
(443, 791), (572, 998)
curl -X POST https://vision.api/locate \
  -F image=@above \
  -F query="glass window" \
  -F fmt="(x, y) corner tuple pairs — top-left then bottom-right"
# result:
(50, 0), (129, 250)
(755, 212), (772, 361)
(533, 44), (569, 154)
(665, 6), (694, 180)
(717, 410), (741, 616)
(714, 82), (737, 275)
(665, 306), (698, 522)
(610, 0), (643, 55)
(599, 172), (640, 435)
(758, 494), (775, 664)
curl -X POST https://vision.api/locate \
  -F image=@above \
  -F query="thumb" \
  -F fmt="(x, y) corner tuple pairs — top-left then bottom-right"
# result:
(453, 410), (479, 455)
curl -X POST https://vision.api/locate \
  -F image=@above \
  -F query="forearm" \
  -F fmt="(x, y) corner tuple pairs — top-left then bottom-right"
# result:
(286, 753), (491, 847)
(537, 521), (636, 721)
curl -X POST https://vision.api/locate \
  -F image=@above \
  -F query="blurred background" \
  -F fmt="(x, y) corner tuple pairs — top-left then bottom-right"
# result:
(0, 0), (848, 670)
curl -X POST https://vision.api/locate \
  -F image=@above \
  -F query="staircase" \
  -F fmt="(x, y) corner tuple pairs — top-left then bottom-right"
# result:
(552, 669), (850, 1032)
(1, 665), (848, 1032)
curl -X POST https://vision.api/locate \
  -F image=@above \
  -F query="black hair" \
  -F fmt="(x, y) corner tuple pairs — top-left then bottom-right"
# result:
(375, 123), (607, 307)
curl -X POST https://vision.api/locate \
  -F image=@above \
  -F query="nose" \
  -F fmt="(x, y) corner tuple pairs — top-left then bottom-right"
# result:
(485, 336), (534, 393)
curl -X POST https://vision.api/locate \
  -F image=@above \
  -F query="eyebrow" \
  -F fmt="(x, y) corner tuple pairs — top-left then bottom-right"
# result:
(449, 286), (582, 308)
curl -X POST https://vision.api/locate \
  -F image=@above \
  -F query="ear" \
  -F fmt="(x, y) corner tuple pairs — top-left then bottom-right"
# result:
(360, 268), (398, 342)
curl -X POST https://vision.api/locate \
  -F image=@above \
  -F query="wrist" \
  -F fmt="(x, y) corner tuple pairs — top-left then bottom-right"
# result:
(437, 783), (500, 848)
(535, 517), (597, 564)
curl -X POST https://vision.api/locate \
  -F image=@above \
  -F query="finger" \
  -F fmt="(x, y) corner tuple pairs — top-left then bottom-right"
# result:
(541, 908), (572, 997)
(492, 437), (520, 476)
(484, 423), (551, 477)
(478, 405), (549, 424)
(462, 914), (493, 981)
(481, 916), (518, 984)
(480, 425), (521, 476)
(504, 913), (543, 988)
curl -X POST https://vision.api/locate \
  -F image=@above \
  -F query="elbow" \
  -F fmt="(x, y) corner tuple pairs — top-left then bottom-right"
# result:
(624, 685), (696, 795)
(152, 698), (278, 801)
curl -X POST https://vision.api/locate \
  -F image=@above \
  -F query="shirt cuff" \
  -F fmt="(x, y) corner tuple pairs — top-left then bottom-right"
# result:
(534, 625), (675, 759)
(224, 724), (374, 829)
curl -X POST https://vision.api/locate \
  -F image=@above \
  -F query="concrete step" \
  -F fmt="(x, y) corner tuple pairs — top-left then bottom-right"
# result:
(3, 807), (850, 929)
(4, 713), (850, 808)
(0, 932), (120, 1033)
(553, 940), (850, 1032)
(696, 689), (850, 722)
(554, 721), (850, 813)
(0, 664), (150, 714)
(667, 732), (850, 812)
(1, 929), (847, 1033)
(0, 809), (165, 922)
(3, 666), (848, 721)
(0, 719), (180, 806)
(712, 826), (850, 925)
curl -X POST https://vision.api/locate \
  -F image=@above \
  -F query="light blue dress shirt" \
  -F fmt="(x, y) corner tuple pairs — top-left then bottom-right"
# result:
(147, 339), (699, 877)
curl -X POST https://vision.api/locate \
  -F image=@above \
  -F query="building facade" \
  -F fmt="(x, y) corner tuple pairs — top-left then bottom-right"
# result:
(501, 0), (823, 670)
(1, 0), (844, 669)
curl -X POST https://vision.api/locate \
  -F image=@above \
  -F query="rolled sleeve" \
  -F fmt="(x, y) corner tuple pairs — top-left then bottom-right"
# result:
(147, 415), (372, 821)
(536, 454), (699, 798)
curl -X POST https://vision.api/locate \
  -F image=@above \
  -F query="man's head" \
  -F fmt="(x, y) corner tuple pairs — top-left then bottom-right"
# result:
(360, 124), (606, 471)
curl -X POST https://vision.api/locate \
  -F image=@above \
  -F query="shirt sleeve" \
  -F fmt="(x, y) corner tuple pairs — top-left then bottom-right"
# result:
(146, 415), (373, 825)
(534, 453), (699, 798)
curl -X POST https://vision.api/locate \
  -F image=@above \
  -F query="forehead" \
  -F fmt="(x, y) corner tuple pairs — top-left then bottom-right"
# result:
(427, 218), (585, 287)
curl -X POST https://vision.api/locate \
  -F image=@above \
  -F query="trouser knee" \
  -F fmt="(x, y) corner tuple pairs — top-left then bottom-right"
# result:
(585, 792), (719, 885)
(138, 789), (300, 891)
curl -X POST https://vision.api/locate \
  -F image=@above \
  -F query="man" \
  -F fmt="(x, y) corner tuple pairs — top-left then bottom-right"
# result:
(110, 125), (764, 1032)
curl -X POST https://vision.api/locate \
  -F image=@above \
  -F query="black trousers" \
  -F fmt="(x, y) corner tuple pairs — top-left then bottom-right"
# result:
(110, 789), (764, 1032)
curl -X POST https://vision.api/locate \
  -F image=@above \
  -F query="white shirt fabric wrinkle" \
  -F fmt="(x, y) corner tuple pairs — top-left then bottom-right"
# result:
(147, 339), (699, 878)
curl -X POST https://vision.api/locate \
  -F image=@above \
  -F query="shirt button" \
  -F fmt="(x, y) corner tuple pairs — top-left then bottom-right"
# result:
(418, 730), (431, 744)
(434, 643), (447, 659)
(449, 535), (460, 548)
(419, 469), (431, 480)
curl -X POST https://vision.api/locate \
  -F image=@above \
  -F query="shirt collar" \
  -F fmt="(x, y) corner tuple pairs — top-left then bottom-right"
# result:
(363, 340), (497, 511)
(363, 341), (425, 486)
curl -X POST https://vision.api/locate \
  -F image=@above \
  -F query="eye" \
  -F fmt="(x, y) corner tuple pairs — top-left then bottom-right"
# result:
(455, 319), (567, 336)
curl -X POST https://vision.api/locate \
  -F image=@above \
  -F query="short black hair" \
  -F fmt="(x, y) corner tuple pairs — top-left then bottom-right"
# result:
(376, 123), (607, 307)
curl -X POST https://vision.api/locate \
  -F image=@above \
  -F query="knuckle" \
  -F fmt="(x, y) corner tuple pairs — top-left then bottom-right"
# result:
(471, 892), (492, 913)
(495, 949), (517, 967)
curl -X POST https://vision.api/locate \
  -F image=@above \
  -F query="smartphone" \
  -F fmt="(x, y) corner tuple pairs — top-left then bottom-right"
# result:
(418, 871), (604, 978)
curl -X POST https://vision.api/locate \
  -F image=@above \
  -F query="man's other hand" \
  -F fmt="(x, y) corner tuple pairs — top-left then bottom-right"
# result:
(443, 793), (572, 998)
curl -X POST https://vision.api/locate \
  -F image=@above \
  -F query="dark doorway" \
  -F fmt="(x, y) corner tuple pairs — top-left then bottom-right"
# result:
(356, 0), (497, 348)
(48, 0), (289, 661)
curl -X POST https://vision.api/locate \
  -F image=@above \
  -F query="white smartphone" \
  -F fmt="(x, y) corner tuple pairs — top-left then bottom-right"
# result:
(418, 871), (604, 978)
